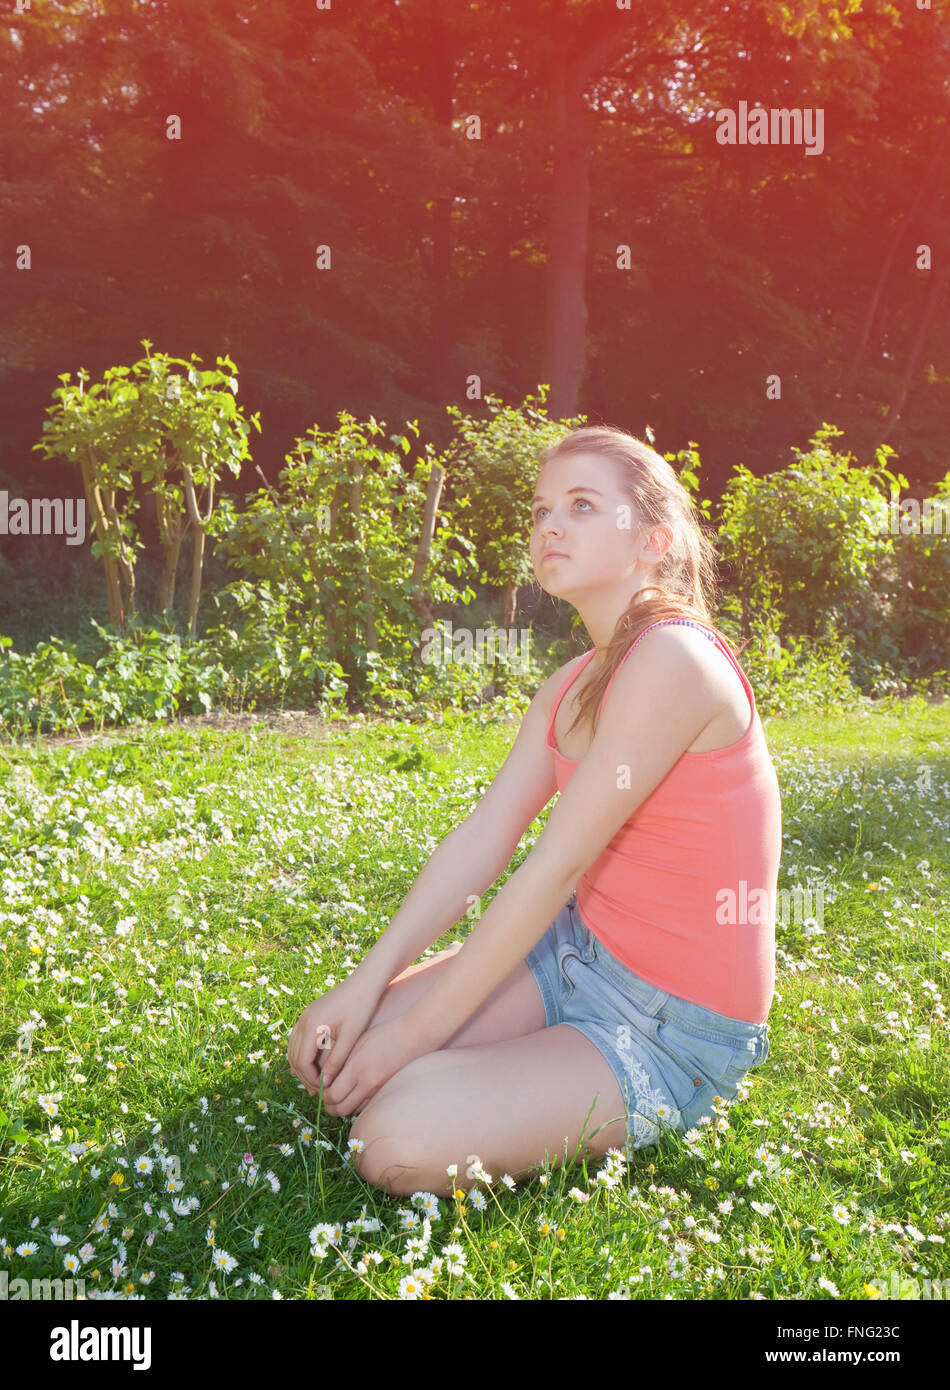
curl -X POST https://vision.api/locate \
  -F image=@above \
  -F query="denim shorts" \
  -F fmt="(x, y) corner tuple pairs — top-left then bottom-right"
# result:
(523, 892), (770, 1153)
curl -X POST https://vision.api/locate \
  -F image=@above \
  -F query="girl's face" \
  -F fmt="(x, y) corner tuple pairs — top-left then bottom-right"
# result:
(529, 451), (645, 599)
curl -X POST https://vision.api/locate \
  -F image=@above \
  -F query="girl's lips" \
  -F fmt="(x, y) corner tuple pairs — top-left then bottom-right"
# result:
(542, 552), (568, 562)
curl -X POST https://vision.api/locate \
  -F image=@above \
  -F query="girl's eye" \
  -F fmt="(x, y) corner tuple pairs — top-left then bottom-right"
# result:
(533, 498), (592, 521)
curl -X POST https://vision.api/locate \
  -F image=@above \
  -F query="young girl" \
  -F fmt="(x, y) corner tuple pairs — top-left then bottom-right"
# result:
(287, 425), (782, 1198)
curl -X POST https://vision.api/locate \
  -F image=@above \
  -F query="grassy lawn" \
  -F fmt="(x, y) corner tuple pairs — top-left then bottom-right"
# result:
(1, 696), (948, 1301)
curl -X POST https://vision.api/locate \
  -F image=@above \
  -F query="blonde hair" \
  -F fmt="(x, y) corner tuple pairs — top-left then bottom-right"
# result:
(538, 425), (735, 741)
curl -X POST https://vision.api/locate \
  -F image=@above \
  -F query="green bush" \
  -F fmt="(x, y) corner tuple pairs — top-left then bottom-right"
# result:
(201, 578), (349, 713)
(402, 619), (545, 722)
(209, 410), (478, 707)
(862, 469), (950, 684)
(717, 597), (871, 720)
(0, 619), (239, 737)
(715, 424), (901, 648)
(0, 601), (544, 740)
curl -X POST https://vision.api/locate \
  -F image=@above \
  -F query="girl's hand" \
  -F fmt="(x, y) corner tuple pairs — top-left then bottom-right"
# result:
(286, 976), (381, 1098)
(319, 1016), (425, 1118)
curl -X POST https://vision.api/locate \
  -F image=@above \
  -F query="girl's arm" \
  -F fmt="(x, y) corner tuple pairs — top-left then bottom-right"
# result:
(395, 626), (726, 1055)
(349, 668), (566, 995)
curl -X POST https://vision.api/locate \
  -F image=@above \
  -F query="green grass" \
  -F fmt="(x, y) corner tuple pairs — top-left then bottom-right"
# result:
(0, 696), (948, 1300)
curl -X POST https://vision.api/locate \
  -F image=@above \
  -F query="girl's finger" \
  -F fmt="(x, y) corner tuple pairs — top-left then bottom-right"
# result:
(329, 1077), (358, 1116)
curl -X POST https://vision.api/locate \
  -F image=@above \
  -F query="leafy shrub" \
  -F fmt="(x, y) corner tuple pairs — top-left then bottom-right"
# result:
(715, 424), (901, 650)
(208, 410), (478, 707)
(0, 633), (102, 736)
(201, 579), (349, 713)
(403, 621), (545, 722)
(858, 467), (950, 686)
(717, 597), (871, 720)
(0, 619), (239, 737)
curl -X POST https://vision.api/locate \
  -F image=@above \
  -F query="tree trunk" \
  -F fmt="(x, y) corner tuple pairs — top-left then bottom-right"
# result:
(425, 0), (456, 399)
(845, 126), (950, 391)
(99, 487), (137, 626)
(500, 582), (518, 630)
(154, 490), (183, 617)
(542, 28), (592, 421)
(158, 536), (182, 615)
(80, 449), (125, 629)
(349, 462), (377, 657)
(876, 264), (949, 448)
(187, 524), (205, 638)
(542, 6), (634, 420)
(410, 463), (446, 645)
(183, 462), (214, 638)
(706, 152), (726, 236)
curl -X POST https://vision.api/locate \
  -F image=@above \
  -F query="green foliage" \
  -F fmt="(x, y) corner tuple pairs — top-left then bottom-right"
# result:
(857, 468), (950, 689)
(8, 400), (950, 737)
(716, 424), (902, 642)
(663, 437), (713, 522)
(407, 619), (546, 722)
(209, 410), (479, 708)
(31, 340), (261, 631)
(717, 597), (871, 721)
(0, 632), (101, 736)
(201, 579), (350, 712)
(0, 620), (239, 737)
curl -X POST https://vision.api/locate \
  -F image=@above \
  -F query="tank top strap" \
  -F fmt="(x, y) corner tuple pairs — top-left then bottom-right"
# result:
(597, 617), (755, 717)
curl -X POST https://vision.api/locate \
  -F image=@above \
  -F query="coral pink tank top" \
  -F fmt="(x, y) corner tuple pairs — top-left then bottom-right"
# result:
(546, 618), (782, 1024)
